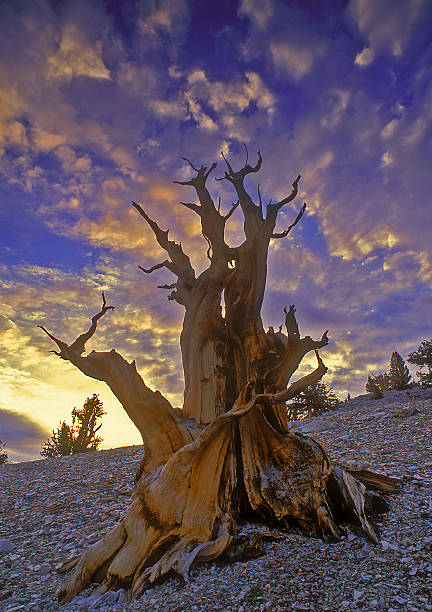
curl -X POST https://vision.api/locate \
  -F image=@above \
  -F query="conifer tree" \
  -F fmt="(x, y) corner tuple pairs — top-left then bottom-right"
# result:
(288, 381), (339, 419)
(0, 439), (8, 465)
(388, 351), (411, 390)
(365, 375), (383, 399)
(41, 395), (105, 458)
(408, 339), (432, 386)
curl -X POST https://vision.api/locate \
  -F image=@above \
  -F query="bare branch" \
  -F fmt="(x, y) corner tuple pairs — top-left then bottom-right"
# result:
(132, 201), (196, 287)
(218, 150), (262, 183)
(224, 200), (239, 221)
(173, 178), (195, 186)
(138, 261), (170, 275)
(216, 150), (264, 238)
(260, 350), (327, 404)
(204, 162), (217, 180)
(38, 325), (67, 356)
(132, 202), (169, 244)
(271, 203), (306, 239)
(39, 293), (115, 358)
(69, 292), (115, 356)
(236, 350), (327, 414)
(181, 157), (201, 172)
(157, 283), (177, 290)
(301, 329), (329, 352)
(266, 174), (301, 224)
(180, 201), (200, 214)
(283, 304), (300, 340)
(221, 151), (233, 175)
(244, 143), (249, 166)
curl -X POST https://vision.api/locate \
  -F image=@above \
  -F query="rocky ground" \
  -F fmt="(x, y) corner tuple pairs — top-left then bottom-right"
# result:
(1, 388), (431, 612)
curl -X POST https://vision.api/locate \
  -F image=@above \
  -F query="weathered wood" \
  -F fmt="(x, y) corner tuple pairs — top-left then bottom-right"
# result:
(39, 151), (399, 604)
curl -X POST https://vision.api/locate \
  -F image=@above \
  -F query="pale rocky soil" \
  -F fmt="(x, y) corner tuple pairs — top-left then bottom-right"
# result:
(1, 388), (432, 612)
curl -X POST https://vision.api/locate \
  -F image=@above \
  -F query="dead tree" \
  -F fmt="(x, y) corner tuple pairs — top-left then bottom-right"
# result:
(39, 152), (400, 604)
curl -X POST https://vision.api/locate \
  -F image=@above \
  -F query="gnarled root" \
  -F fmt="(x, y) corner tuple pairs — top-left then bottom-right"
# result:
(57, 398), (400, 604)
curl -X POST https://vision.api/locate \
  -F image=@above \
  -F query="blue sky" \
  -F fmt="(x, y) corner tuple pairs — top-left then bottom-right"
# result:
(1, 0), (431, 462)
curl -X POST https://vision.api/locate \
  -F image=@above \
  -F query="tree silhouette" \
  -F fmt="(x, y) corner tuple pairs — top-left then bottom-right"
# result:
(39, 151), (399, 604)
(41, 395), (105, 458)
(389, 351), (411, 391)
(0, 439), (7, 465)
(408, 339), (432, 386)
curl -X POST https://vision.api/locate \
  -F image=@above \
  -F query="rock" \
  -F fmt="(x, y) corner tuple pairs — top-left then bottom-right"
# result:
(353, 590), (363, 600)
(1, 390), (432, 612)
(0, 539), (16, 553)
(39, 563), (51, 575)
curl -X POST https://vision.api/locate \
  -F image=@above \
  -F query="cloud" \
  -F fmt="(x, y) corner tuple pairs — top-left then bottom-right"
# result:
(354, 46), (374, 67)
(238, 0), (274, 30)
(349, 0), (424, 58)
(0, 406), (49, 463)
(0, 0), (431, 453)
(270, 42), (316, 80)
(47, 24), (111, 80)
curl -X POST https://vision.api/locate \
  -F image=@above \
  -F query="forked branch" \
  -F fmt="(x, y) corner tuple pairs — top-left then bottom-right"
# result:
(271, 203), (306, 239)
(266, 175), (301, 228)
(132, 201), (196, 287)
(218, 150), (263, 184)
(174, 160), (217, 186)
(238, 350), (327, 413)
(38, 292), (114, 358)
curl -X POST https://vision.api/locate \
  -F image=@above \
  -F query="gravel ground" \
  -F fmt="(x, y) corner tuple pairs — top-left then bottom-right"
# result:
(1, 388), (431, 611)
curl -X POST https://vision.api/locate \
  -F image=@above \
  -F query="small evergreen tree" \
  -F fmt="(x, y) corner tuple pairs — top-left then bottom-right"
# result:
(41, 394), (105, 458)
(365, 372), (390, 394)
(374, 372), (391, 392)
(0, 439), (8, 465)
(408, 339), (432, 386)
(389, 351), (411, 390)
(365, 375), (383, 399)
(288, 381), (339, 420)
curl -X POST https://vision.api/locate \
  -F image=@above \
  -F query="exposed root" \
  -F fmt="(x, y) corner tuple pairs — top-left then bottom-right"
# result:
(57, 391), (398, 605)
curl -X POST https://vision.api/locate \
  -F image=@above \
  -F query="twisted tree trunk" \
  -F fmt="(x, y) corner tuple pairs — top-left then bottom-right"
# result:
(40, 152), (400, 604)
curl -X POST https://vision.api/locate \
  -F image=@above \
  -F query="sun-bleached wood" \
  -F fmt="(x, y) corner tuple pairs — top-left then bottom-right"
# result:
(40, 153), (400, 604)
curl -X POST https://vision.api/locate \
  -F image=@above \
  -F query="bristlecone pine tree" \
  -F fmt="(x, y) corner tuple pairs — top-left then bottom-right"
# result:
(39, 152), (400, 604)
(408, 339), (432, 386)
(41, 394), (105, 458)
(389, 351), (411, 390)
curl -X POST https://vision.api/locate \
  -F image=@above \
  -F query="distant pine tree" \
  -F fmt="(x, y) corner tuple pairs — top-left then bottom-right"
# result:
(288, 381), (339, 420)
(365, 375), (383, 399)
(408, 339), (432, 386)
(0, 439), (8, 465)
(374, 372), (391, 392)
(366, 372), (390, 393)
(41, 394), (105, 458)
(389, 351), (411, 390)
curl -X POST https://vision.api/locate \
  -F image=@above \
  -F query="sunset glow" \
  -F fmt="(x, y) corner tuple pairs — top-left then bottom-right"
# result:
(1, 0), (431, 462)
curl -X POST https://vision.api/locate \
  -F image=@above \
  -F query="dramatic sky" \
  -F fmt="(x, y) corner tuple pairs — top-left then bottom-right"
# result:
(1, 0), (431, 462)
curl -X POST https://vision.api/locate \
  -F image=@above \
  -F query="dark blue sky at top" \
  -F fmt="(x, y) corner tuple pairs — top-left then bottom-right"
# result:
(0, 0), (431, 460)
